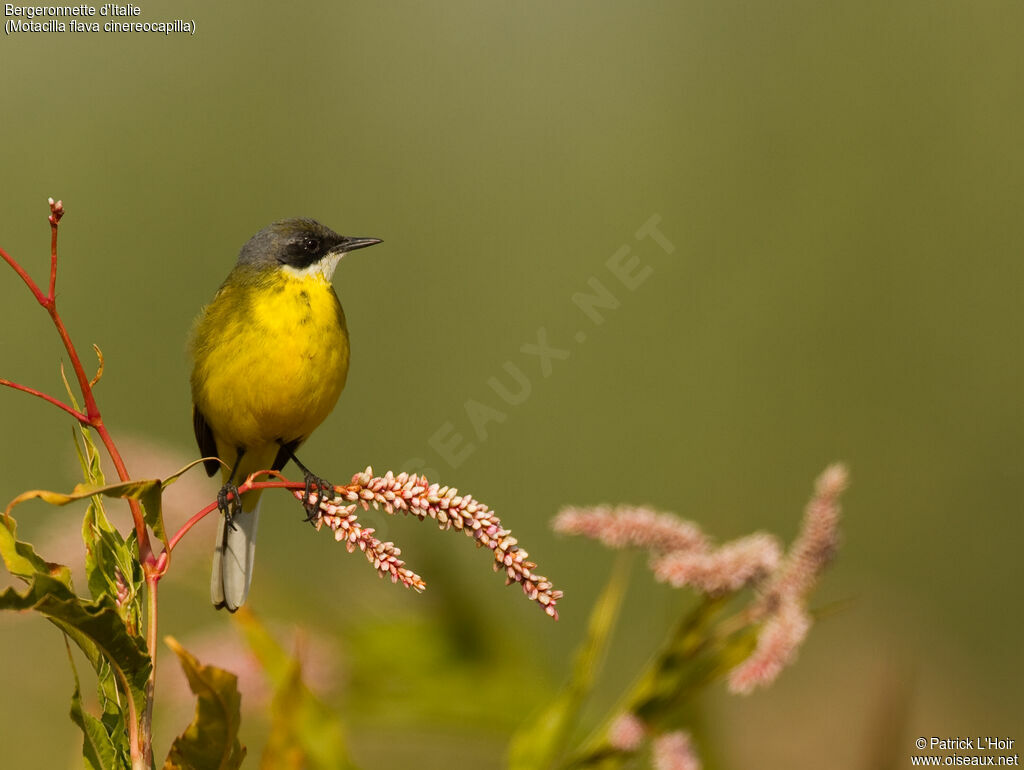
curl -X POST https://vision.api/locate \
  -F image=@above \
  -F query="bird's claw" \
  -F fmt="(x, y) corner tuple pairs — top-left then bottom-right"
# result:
(217, 483), (242, 531)
(302, 473), (333, 525)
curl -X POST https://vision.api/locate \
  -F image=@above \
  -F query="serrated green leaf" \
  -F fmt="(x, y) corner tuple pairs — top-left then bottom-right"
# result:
(61, 622), (127, 729)
(60, 622), (133, 768)
(163, 637), (246, 770)
(0, 570), (150, 713)
(72, 427), (137, 619)
(82, 499), (143, 631)
(67, 640), (119, 770)
(118, 459), (210, 554)
(83, 500), (123, 599)
(61, 597), (131, 769)
(233, 608), (353, 770)
(4, 476), (169, 551)
(508, 553), (630, 770)
(137, 482), (167, 549)
(0, 514), (73, 588)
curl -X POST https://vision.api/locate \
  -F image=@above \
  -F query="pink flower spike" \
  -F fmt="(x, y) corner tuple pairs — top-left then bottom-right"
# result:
(294, 487), (425, 592)
(651, 532), (782, 594)
(727, 599), (812, 694)
(553, 505), (708, 555)
(652, 730), (702, 770)
(299, 467), (562, 619)
(765, 463), (848, 604)
(608, 712), (647, 751)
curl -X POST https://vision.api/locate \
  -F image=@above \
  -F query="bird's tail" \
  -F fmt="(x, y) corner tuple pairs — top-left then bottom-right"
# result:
(211, 495), (260, 612)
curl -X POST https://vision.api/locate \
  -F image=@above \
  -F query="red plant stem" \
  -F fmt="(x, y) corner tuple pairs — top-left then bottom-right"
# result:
(1, 234), (153, 562)
(4, 210), (153, 767)
(47, 298), (150, 557)
(164, 501), (217, 558)
(40, 232), (152, 561)
(0, 244), (47, 303)
(163, 477), (304, 558)
(49, 211), (58, 299)
(0, 378), (89, 422)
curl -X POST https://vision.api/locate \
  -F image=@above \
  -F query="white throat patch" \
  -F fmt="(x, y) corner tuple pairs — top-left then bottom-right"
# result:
(281, 251), (344, 282)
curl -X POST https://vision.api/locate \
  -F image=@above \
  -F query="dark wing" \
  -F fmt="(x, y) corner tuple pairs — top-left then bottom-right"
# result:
(192, 406), (221, 477)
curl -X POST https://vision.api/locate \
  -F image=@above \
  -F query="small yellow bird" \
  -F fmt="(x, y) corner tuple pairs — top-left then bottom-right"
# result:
(189, 219), (381, 611)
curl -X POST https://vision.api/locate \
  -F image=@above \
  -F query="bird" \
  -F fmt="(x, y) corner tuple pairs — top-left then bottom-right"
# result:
(189, 218), (381, 611)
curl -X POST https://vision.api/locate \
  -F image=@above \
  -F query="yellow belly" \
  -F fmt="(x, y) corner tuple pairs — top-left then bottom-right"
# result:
(190, 268), (350, 463)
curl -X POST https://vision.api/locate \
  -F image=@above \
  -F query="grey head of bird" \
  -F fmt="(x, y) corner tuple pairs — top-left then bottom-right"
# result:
(237, 218), (381, 274)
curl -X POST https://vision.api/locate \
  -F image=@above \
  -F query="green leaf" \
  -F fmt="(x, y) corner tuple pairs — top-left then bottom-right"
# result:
(5, 478), (158, 515)
(66, 638), (119, 770)
(83, 500), (125, 598)
(143, 458), (215, 550)
(59, 612), (130, 742)
(629, 595), (734, 725)
(4, 476), (168, 550)
(0, 513), (73, 587)
(508, 553), (631, 770)
(137, 482), (167, 549)
(82, 499), (143, 631)
(262, 660), (323, 770)
(164, 637), (246, 770)
(0, 569), (151, 713)
(563, 595), (738, 768)
(162, 458), (216, 487)
(233, 608), (354, 770)
(72, 426), (144, 626)
(61, 361), (84, 414)
(71, 423), (105, 487)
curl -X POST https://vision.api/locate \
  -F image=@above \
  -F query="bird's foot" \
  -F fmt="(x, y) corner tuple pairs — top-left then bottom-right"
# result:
(217, 483), (242, 531)
(301, 472), (334, 525)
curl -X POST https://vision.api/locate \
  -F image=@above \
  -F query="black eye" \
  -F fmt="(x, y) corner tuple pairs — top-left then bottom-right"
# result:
(302, 237), (320, 253)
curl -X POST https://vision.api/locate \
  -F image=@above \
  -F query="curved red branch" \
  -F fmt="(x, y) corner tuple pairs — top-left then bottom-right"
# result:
(0, 378), (89, 422)
(1, 207), (153, 562)
(0, 244), (47, 304)
(163, 475), (304, 556)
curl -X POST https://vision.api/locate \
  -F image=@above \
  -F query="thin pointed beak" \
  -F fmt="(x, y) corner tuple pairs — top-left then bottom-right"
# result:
(337, 236), (382, 253)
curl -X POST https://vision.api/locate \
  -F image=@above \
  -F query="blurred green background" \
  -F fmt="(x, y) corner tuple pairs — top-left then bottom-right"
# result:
(2, 1), (1021, 767)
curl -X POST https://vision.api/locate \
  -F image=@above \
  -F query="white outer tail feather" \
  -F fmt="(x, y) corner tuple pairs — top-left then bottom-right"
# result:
(211, 496), (260, 611)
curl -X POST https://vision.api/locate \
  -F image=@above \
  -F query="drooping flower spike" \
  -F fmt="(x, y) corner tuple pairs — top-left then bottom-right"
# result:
(300, 467), (563, 619)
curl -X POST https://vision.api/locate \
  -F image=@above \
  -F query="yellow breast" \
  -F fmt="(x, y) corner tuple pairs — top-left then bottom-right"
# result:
(190, 268), (350, 454)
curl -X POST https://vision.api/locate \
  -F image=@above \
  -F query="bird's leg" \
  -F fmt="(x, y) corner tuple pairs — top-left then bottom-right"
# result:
(217, 486), (241, 531)
(217, 449), (246, 531)
(283, 447), (334, 524)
